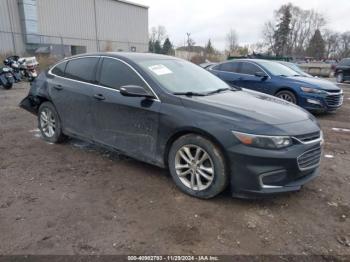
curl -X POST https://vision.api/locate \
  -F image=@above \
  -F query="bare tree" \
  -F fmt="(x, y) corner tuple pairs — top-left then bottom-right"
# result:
(262, 21), (276, 53)
(323, 30), (340, 59)
(338, 32), (350, 59)
(226, 29), (238, 53)
(150, 25), (167, 43)
(262, 4), (326, 57)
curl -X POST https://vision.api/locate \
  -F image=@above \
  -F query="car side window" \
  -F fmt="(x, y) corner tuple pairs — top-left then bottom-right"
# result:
(64, 57), (99, 83)
(240, 62), (260, 75)
(51, 61), (67, 77)
(219, 62), (240, 73)
(98, 58), (146, 90)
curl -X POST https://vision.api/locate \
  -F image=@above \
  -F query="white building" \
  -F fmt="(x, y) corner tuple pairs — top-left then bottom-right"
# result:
(0, 0), (149, 56)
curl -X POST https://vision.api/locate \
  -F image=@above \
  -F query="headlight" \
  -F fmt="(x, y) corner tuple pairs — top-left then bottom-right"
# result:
(233, 131), (292, 149)
(301, 87), (326, 94)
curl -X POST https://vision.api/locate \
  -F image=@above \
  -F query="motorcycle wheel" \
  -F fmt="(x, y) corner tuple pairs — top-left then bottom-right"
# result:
(3, 83), (13, 90)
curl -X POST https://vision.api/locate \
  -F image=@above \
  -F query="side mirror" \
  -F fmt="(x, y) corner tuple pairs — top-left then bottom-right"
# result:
(120, 85), (154, 98)
(255, 71), (268, 79)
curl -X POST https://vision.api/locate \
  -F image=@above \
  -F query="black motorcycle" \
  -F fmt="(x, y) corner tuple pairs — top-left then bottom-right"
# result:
(3, 56), (22, 82)
(0, 67), (15, 89)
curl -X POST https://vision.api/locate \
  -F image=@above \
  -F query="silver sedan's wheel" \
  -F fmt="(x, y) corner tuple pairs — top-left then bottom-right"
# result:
(175, 145), (214, 191)
(40, 108), (56, 138)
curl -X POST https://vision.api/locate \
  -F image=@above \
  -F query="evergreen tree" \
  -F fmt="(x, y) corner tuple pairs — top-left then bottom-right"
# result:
(162, 38), (174, 55)
(273, 4), (292, 56)
(148, 40), (154, 53)
(306, 29), (325, 59)
(154, 40), (162, 54)
(205, 39), (215, 54)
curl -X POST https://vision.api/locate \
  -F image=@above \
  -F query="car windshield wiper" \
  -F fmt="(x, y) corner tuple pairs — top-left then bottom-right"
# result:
(207, 86), (241, 95)
(173, 91), (207, 96)
(206, 87), (231, 95)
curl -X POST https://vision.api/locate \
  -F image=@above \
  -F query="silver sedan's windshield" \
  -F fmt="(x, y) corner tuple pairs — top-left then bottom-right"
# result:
(138, 59), (230, 94)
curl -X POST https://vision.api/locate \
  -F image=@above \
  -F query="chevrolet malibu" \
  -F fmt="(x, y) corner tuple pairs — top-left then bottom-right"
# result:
(20, 53), (323, 199)
(208, 59), (343, 113)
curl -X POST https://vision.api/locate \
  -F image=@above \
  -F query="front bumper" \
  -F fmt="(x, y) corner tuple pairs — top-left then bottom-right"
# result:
(227, 141), (322, 199)
(300, 92), (343, 112)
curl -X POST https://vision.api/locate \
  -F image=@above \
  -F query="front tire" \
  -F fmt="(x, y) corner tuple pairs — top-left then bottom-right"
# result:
(276, 90), (297, 104)
(168, 134), (228, 199)
(38, 102), (67, 143)
(336, 73), (344, 83)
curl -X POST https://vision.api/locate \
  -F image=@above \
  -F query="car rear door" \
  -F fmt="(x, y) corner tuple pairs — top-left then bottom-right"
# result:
(90, 57), (161, 162)
(212, 62), (242, 87)
(48, 57), (99, 138)
(236, 62), (270, 93)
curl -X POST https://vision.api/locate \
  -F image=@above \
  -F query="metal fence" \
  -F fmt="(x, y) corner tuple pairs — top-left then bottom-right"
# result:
(0, 30), (148, 59)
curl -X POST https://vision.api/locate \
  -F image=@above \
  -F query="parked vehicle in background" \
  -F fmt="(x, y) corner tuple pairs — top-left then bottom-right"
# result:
(199, 62), (217, 69)
(3, 56), (22, 82)
(21, 53), (323, 199)
(4, 56), (38, 82)
(335, 58), (350, 83)
(0, 66), (15, 89)
(209, 59), (343, 113)
(277, 61), (313, 78)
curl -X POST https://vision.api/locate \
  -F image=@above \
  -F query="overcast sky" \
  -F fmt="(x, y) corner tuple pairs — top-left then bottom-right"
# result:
(136, 0), (350, 50)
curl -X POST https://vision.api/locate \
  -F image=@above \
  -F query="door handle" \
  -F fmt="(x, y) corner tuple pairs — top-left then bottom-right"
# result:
(94, 94), (105, 101)
(53, 85), (63, 90)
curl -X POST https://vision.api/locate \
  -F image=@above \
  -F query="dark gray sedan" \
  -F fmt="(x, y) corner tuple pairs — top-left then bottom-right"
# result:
(20, 53), (323, 199)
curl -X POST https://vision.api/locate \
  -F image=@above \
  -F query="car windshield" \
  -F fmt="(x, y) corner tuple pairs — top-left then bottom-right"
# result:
(281, 62), (310, 76)
(137, 59), (230, 94)
(258, 61), (300, 77)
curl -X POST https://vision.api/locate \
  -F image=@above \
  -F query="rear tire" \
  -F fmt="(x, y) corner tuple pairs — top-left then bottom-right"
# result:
(276, 90), (297, 104)
(3, 83), (13, 90)
(168, 134), (228, 199)
(336, 73), (344, 83)
(38, 102), (67, 143)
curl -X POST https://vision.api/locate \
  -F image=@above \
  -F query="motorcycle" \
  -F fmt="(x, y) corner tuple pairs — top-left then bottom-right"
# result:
(4, 56), (38, 82)
(3, 56), (22, 82)
(0, 66), (15, 89)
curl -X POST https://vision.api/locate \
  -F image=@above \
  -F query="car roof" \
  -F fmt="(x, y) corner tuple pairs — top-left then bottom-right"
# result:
(222, 59), (274, 64)
(66, 52), (179, 62)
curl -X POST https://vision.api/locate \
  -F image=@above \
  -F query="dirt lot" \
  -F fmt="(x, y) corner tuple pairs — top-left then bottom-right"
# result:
(0, 82), (349, 256)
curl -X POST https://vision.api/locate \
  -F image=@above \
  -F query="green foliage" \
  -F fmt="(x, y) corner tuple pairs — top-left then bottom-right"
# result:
(154, 40), (162, 54)
(162, 38), (174, 55)
(273, 4), (292, 56)
(306, 29), (325, 59)
(205, 39), (215, 54)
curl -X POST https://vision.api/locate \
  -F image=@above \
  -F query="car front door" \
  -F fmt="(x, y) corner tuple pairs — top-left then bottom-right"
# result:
(48, 57), (99, 138)
(90, 57), (161, 162)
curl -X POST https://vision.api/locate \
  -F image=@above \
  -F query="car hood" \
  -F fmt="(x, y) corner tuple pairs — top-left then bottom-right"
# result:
(284, 76), (340, 91)
(180, 90), (318, 132)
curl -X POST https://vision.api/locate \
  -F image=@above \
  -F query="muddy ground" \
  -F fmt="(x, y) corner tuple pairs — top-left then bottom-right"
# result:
(0, 82), (349, 256)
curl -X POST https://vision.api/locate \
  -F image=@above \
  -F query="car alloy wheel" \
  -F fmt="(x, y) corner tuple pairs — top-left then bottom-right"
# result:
(40, 108), (56, 138)
(175, 145), (214, 191)
(276, 91), (297, 104)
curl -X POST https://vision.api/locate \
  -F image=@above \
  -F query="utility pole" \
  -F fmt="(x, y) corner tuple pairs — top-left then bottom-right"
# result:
(186, 33), (191, 60)
(93, 0), (100, 52)
(6, 0), (16, 54)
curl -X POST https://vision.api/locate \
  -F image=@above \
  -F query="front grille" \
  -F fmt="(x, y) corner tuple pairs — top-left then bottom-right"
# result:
(325, 93), (343, 107)
(294, 132), (320, 143)
(297, 146), (322, 170)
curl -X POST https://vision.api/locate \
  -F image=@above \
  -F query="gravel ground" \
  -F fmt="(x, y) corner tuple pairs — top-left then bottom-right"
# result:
(0, 82), (349, 256)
